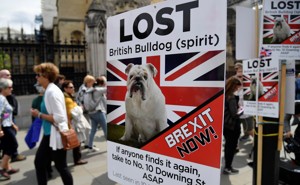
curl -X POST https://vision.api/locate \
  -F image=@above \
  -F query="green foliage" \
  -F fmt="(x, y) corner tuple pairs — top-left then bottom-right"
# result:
(263, 37), (273, 44)
(0, 51), (11, 69)
(107, 123), (142, 148)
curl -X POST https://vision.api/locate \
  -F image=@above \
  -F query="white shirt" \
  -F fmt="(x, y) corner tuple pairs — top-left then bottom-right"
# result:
(0, 95), (13, 127)
(44, 83), (69, 150)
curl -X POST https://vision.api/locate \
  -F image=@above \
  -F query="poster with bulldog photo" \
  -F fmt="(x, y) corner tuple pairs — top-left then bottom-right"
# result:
(106, 0), (227, 185)
(242, 57), (279, 118)
(261, 0), (300, 59)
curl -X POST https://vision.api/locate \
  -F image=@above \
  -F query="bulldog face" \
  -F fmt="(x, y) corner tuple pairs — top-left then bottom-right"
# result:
(274, 17), (285, 29)
(125, 63), (157, 100)
(251, 76), (257, 86)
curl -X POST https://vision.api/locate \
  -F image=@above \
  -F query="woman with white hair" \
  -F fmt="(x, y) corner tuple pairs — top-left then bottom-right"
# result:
(0, 78), (20, 181)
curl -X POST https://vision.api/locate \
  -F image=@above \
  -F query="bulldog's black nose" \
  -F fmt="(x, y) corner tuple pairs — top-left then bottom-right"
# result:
(135, 76), (141, 81)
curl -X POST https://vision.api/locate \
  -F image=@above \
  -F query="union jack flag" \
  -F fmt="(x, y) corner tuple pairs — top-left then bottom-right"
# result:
(107, 51), (225, 126)
(260, 47), (272, 58)
(263, 14), (300, 40)
(242, 72), (278, 98)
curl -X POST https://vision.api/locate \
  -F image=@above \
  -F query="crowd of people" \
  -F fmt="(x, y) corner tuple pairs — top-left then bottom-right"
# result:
(0, 63), (107, 184)
(2, 61), (300, 182)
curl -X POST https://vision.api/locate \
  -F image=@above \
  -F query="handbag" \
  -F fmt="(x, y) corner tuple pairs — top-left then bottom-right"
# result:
(56, 122), (80, 150)
(60, 128), (81, 150)
(25, 118), (42, 149)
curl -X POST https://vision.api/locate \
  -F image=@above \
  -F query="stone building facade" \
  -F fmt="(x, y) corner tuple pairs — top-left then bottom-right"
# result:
(85, 0), (153, 76)
(51, 0), (243, 77)
(52, 0), (157, 76)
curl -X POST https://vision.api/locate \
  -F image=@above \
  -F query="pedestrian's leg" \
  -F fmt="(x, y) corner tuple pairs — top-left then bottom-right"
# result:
(98, 112), (107, 139)
(35, 136), (51, 185)
(72, 146), (81, 163)
(224, 129), (235, 169)
(52, 149), (73, 185)
(83, 114), (90, 146)
(88, 113), (98, 148)
(246, 117), (254, 137)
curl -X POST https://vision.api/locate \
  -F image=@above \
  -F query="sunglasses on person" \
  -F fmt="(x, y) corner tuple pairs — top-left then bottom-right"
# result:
(36, 73), (43, 78)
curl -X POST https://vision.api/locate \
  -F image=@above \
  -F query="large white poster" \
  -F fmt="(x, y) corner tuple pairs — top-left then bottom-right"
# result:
(236, 6), (256, 60)
(261, 0), (300, 59)
(285, 60), (296, 114)
(106, 0), (227, 185)
(107, 0), (226, 59)
(243, 57), (279, 118)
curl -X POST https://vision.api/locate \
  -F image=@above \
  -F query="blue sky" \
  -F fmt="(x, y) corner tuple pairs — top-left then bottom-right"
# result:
(0, 0), (41, 34)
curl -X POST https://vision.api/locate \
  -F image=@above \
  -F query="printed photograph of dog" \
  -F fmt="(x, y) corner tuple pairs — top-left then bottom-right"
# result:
(271, 17), (291, 44)
(248, 76), (264, 101)
(119, 63), (168, 143)
(263, 16), (292, 44)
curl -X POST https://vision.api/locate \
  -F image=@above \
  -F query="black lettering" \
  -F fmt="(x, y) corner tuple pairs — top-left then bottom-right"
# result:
(297, 1), (300, 9)
(194, 128), (211, 145)
(265, 58), (272, 66)
(155, 7), (174, 36)
(247, 61), (252, 69)
(253, 60), (259, 68)
(176, 0), (199, 32)
(133, 13), (153, 40)
(177, 143), (190, 157)
(120, 19), (132, 42)
(271, 1), (300, 10)
(271, 1), (277, 9)
(186, 138), (198, 152)
(287, 1), (294, 9)
(278, 1), (286, 9)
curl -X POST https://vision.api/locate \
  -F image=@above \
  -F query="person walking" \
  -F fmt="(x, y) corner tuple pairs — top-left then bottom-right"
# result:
(0, 69), (26, 162)
(54, 74), (66, 90)
(62, 80), (88, 165)
(75, 79), (90, 148)
(234, 63), (254, 141)
(83, 75), (107, 152)
(0, 78), (20, 181)
(223, 76), (242, 175)
(30, 62), (73, 185)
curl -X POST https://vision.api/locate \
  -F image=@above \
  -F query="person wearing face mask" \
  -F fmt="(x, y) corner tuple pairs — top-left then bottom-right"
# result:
(223, 76), (242, 175)
(235, 63), (254, 142)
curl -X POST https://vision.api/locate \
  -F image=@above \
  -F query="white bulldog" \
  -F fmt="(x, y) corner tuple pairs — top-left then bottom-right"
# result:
(249, 76), (264, 101)
(271, 17), (291, 44)
(120, 63), (168, 143)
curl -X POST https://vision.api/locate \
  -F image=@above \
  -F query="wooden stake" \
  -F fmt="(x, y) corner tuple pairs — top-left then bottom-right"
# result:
(255, 1), (262, 185)
(278, 62), (286, 150)
(257, 121), (263, 185)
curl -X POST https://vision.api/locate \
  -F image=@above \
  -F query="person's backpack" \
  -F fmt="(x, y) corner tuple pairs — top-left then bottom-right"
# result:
(83, 90), (97, 112)
(75, 84), (86, 106)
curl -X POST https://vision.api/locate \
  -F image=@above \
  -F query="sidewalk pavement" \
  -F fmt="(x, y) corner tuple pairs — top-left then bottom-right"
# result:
(4, 129), (117, 185)
(4, 129), (254, 185)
